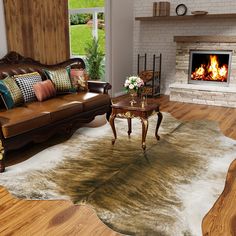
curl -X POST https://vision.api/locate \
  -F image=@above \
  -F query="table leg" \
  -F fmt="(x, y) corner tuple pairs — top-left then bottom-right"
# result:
(127, 118), (132, 137)
(109, 114), (117, 145)
(140, 118), (148, 150)
(155, 111), (163, 140)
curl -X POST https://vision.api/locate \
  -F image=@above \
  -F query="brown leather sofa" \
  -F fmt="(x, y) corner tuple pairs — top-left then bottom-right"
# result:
(0, 52), (112, 172)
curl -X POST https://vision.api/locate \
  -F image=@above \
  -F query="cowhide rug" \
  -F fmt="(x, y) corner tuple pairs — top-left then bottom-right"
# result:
(0, 112), (236, 236)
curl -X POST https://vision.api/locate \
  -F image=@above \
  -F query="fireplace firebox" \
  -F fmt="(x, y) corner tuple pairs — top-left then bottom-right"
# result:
(188, 50), (232, 86)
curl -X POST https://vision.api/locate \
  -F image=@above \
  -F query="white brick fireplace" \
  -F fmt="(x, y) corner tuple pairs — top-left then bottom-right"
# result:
(133, 0), (236, 107)
(169, 36), (236, 107)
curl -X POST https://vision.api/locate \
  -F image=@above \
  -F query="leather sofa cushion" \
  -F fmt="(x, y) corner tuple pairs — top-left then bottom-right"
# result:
(0, 107), (51, 138)
(0, 92), (106, 138)
(60, 92), (110, 111)
(26, 98), (83, 122)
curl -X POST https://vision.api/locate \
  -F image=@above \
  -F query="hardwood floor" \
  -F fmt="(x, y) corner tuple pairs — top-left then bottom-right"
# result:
(202, 159), (236, 236)
(1, 95), (236, 235)
(0, 188), (119, 236)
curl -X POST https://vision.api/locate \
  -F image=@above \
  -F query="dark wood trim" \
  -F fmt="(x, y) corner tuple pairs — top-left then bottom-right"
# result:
(0, 159), (5, 172)
(174, 36), (236, 43)
(0, 51), (85, 67)
(0, 51), (41, 65)
(135, 13), (236, 21)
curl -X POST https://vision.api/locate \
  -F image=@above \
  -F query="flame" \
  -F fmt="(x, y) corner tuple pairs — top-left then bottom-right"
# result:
(219, 65), (227, 77)
(191, 54), (228, 82)
(196, 65), (205, 76)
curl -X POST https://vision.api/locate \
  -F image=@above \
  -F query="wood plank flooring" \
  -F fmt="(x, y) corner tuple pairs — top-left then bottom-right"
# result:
(202, 159), (236, 236)
(0, 187), (119, 236)
(1, 95), (236, 235)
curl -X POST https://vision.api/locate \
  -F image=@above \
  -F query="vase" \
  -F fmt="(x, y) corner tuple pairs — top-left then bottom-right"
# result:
(129, 89), (137, 104)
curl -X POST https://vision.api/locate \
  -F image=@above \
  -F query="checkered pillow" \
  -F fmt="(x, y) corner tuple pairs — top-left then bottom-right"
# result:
(14, 72), (42, 103)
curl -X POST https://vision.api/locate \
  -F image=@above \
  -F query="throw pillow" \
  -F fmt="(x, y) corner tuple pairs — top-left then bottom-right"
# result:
(33, 80), (56, 102)
(0, 76), (24, 109)
(70, 69), (89, 91)
(14, 72), (42, 103)
(43, 68), (74, 93)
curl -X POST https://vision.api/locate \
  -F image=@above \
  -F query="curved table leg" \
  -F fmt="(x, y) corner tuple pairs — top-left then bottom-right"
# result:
(140, 118), (148, 150)
(127, 118), (132, 137)
(155, 111), (163, 140)
(109, 114), (117, 145)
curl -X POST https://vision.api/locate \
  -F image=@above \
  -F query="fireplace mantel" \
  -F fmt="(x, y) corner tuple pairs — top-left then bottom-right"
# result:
(135, 13), (236, 21)
(174, 36), (236, 43)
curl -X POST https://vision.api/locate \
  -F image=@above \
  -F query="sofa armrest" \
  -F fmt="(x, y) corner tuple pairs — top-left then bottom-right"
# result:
(88, 81), (112, 94)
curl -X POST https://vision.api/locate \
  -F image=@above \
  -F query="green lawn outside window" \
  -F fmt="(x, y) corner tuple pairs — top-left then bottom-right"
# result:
(69, 0), (105, 56)
(69, 0), (104, 9)
(70, 25), (105, 55)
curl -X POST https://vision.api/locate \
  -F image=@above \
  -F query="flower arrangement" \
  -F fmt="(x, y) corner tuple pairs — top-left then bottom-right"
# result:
(124, 76), (144, 92)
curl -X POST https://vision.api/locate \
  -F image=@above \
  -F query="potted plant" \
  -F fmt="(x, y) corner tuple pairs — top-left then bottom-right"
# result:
(84, 37), (104, 80)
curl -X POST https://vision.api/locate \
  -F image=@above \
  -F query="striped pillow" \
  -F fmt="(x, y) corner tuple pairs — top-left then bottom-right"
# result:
(33, 80), (56, 102)
(14, 72), (42, 103)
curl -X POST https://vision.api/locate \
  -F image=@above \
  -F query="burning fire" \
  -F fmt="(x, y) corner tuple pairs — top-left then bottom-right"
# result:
(191, 55), (228, 82)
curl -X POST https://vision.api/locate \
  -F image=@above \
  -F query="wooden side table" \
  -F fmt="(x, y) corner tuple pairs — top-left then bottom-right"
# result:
(109, 98), (163, 150)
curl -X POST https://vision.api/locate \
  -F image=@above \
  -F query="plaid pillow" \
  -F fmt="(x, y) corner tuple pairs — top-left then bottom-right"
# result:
(43, 68), (74, 93)
(0, 76), (24, 109)
(14, 72), (42, 103)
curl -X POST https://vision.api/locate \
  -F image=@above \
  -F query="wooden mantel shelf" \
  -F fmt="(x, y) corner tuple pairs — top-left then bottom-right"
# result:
(135, 13), (236, 21)
(174, 36), (236, 43)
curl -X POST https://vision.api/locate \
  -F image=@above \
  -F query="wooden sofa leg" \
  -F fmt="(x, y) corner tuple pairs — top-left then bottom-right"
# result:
(106, 110), (111, 122)
(0, 141), (5, 173)
(106, 101), (112, 122)
(0, 159), (5, 173)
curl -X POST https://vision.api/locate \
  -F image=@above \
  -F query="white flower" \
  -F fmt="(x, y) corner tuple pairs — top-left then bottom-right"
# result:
(129, 84), (134, 89)
(124, 75), (144, 91)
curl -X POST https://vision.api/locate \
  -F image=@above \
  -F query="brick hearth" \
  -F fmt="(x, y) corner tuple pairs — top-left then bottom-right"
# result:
(169, 36), (236, 107)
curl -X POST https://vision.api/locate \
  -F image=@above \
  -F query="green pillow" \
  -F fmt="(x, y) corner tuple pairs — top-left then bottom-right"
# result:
(0, 76), (24, 109)
(43, 67), (76, 93)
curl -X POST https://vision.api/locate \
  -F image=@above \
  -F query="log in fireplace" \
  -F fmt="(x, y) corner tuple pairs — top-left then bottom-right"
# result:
(188, 50), (232, 86)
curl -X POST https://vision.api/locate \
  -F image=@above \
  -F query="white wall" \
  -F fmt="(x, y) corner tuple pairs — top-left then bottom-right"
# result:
(106, 0), (134, 96)
(0, 0), (7, 57)
(134, 0), (236, 94)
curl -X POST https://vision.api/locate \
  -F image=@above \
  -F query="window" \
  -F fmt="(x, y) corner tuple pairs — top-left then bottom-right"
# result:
(68, 0), (105, 56)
